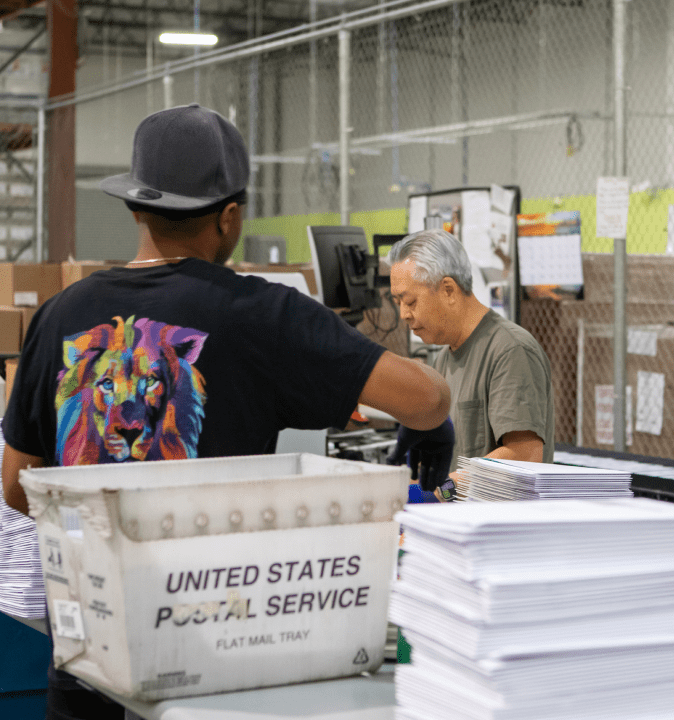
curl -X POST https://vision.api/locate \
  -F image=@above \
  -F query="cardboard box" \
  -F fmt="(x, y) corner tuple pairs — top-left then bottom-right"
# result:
(0, 306), (39, 351)
(0, 306), (22, 354)
(582, 253), (674, 305)
(4, 357), (18, 405)
(521, 292), (674, 453)
(0, 263), (62, 308)
(581, 324), (674, 457)
(61, 261), (121, 289)
(20, 454), (407, 701)
(18, 306), (38, 346)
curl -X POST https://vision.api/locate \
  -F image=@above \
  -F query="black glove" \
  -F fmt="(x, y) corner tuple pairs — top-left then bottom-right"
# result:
(386, 418), (455, 492)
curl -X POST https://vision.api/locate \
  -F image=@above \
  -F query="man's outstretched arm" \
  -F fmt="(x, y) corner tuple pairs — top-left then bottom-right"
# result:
(358, 351), (450, 431)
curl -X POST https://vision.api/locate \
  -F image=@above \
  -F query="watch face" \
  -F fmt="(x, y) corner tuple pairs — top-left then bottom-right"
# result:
(439, 479), (456, 501)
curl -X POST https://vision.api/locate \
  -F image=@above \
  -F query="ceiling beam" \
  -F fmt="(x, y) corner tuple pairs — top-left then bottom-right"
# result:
(79, 0), (304, 26)
(0, 0), (45, 23)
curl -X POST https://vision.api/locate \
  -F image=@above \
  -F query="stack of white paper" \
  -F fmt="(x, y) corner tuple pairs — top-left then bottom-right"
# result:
(391, 498), (674, 720)
(554, 449), (674, 481)
(0, 423), (47, 618)
(458, 457), (632, 502)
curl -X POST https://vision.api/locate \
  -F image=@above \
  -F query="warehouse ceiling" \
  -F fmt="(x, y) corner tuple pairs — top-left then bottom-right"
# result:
(0, 0), (379, 57)
(0, 0), (584, 64)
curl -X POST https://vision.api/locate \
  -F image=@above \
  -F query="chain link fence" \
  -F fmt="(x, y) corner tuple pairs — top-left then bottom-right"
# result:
(57, 0), (674, 457)
(0, 105), (39, 263)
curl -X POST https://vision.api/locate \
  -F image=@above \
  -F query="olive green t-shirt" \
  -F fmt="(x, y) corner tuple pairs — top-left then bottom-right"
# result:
(434, 309), (555, 472)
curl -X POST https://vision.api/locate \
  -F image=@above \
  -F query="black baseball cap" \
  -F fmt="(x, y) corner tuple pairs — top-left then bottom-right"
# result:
(100, 103), (250, 211)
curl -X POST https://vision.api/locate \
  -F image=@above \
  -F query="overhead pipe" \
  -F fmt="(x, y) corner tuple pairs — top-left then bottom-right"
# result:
(45, 0), (468, 110)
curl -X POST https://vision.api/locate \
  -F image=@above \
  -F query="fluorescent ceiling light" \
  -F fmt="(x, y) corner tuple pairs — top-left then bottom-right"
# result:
(159, 32), (218, 46)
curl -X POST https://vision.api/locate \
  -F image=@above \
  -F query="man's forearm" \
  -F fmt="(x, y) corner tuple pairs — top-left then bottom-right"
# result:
(486, 431), (544, 463)
(2, 444), (45, 516)
(434, 430), (544, 501)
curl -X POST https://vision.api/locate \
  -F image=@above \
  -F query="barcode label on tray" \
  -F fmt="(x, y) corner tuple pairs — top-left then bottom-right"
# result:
(53, 600), (86, 640)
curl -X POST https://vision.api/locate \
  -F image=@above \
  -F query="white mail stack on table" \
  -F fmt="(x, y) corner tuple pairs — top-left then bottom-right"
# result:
(390, 498), (674, 720)
(0, 424), (47, 618)
(456, 457), (632, 502)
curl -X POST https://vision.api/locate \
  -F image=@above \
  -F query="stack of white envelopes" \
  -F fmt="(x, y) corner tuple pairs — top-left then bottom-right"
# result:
(457, 457), (632, 502)
(0, 425), (47, 618)
(391, 498), (674, 720)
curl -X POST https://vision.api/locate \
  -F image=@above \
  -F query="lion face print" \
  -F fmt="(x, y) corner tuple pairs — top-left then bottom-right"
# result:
(55, 316), (207, 465)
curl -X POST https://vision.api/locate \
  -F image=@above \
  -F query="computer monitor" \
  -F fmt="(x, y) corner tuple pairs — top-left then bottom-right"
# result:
(307, 225), (381, 325)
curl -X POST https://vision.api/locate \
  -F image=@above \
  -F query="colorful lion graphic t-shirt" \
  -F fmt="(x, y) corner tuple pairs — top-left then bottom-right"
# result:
(55, 315), (207, 465)
(3, 259), (385, 467)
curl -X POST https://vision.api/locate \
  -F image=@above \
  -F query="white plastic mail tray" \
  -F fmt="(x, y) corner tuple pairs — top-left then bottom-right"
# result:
(20, 454), (408, 701)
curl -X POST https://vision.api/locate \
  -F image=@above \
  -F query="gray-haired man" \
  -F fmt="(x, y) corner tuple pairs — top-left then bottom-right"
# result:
(388, 229), (554, 499)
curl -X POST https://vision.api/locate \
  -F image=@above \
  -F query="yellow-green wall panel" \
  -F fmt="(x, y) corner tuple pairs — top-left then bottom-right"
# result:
(237, 213), (339, 263)
(239, 190), (672, 263)
(239, 209), (407, 263)
(521, 191), (672, 254)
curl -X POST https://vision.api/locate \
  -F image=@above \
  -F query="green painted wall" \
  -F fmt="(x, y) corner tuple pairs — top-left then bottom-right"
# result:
(237, 213), (339, 263)
(521, 190), (672, 254)
(239, 209), (408, 263)
(239, 190), (672, 262)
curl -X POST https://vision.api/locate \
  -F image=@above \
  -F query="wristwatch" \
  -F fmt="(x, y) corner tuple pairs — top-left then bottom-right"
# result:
(438, 478), (456, 502)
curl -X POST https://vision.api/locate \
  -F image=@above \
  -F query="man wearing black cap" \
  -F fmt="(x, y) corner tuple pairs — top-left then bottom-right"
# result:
(2, 104), (454, 719)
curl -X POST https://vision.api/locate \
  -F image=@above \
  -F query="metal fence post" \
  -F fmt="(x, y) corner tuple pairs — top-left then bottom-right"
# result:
(162, 67), (174, 109)
(36, 105), (46, 262)
(613, 0), (627, 453)
(339, 28), (351, 226)
(248, 55), (260, 218)
(309, 0), (318, 155)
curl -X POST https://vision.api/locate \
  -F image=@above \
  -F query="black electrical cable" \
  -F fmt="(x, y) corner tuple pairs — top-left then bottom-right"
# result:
(364, 290), (399, 342)
(566, 115), (584, 155)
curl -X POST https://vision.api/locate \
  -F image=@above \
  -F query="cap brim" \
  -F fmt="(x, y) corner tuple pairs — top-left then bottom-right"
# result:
(99, 173), (226, 210)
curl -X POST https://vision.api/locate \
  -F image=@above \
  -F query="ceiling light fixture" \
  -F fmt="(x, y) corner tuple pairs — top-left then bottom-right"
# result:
(159, 32), (218, 46)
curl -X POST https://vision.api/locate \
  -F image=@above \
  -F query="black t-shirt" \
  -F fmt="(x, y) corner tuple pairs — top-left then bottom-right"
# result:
(2, 259), (385, 465)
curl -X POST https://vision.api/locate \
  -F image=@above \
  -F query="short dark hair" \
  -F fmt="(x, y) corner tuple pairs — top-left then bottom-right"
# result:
(124, 188), (247, 221)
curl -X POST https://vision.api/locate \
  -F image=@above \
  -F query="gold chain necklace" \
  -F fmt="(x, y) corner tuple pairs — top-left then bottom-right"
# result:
(127, 256), (188, 264)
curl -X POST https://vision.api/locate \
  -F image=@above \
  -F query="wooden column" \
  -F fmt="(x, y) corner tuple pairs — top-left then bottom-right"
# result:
(46, 0), (77, 262)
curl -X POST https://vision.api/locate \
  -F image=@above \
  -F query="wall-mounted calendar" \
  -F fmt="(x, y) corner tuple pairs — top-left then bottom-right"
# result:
(516, 211), (583, 300)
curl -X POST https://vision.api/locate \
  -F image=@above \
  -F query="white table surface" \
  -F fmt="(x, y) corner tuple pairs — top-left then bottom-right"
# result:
(97, 665), (396, 720)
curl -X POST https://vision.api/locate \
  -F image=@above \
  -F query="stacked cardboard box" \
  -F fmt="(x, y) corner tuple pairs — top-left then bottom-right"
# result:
(0, 263), (61, 355)
(0, 260), (122, 358)
(61, 260), (122, 289)
(581, 323), (674, 456)
(3, 358), (18, 407)
(0, 307), (22, 355)
(0, 263), (61, 308)
(1, 261), (119, 409)
(520, 253), (674, 456)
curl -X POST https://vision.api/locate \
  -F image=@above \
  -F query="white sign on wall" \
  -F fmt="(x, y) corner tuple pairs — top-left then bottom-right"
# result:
(595, 385), (633, 446)
(596, 177), (629, 239)
(636, 371), (665, 436)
